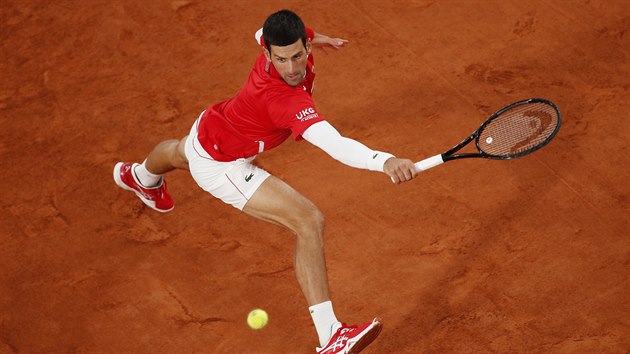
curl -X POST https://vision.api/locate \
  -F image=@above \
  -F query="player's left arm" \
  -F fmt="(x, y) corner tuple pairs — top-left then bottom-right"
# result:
(311, 31), (348, 51)
(254, 28), (347, 50)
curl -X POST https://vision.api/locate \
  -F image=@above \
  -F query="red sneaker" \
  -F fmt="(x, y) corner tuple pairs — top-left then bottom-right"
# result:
(317, 318), (382, 354)
(113, 162), (174, 212)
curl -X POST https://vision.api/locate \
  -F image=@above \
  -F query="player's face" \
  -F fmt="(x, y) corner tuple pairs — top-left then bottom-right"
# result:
(265, 39), (311, 87)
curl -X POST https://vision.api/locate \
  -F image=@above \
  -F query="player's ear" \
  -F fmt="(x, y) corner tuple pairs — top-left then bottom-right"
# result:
(263, 47), (271, 61)
(306, 40), (312, 55)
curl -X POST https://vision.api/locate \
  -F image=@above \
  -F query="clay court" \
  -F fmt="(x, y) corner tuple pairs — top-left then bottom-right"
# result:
(2, 0), (629, 352)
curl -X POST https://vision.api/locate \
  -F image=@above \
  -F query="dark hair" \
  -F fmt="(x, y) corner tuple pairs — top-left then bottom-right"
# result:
(262, 10), (307, 51)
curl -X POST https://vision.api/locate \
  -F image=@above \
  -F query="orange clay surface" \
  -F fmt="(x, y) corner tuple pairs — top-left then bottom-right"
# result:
(2, 1), (629, 353)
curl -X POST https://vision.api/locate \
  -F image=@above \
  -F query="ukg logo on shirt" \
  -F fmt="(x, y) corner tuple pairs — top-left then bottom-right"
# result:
(295, 107), (318, 122)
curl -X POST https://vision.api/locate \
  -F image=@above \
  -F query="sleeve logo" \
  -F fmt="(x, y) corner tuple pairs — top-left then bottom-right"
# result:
(295, 107), (319, 122)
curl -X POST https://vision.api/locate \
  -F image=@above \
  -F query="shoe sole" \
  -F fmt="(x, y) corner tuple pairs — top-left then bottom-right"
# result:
(348, 318), (383, 354)
(113, 162), (173, 213)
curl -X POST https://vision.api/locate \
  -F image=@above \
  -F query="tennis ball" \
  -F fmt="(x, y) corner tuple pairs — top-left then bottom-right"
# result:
(247, 309), (268, 330)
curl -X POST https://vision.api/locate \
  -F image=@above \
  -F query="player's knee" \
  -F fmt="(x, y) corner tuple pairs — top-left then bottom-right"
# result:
(177, 136), (188, 159)
(171, 137), (188, 167)
(294, 203), (325, 240)
(307, 207), (325, 234)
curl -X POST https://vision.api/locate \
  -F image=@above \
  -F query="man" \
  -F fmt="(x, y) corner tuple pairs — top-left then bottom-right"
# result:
(114, 9), (417, 353)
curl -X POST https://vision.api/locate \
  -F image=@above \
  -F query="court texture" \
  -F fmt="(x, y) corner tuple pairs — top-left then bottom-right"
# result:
(1, 0), (628, 352)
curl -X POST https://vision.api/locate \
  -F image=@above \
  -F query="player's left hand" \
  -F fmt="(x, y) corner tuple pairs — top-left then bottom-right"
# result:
(311, 33), (348, 54)
(384, 157), (418, 184)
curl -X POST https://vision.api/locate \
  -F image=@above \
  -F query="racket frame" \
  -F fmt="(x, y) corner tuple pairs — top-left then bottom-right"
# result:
(413, 98), (561, 172)
(443, 97), (561, 162)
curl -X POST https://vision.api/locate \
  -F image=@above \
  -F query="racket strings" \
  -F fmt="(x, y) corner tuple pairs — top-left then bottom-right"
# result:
(478, 103), (559, 157)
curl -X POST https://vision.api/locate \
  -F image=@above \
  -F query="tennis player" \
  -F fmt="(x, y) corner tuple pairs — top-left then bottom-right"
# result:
(114, 9), (417, 353)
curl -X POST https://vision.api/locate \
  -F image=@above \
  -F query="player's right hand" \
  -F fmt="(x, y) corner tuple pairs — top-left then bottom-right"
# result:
(384, 157), (418, 184)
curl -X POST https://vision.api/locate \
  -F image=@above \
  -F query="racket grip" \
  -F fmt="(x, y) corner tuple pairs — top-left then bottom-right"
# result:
(414, 154), (444, 171)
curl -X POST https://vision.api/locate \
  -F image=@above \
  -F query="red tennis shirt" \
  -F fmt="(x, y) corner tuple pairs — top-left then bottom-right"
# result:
(196, 27), (325, 162)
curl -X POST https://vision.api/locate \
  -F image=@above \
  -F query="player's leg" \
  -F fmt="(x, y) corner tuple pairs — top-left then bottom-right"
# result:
(144, 136), (189, 174)
(243, 176), (382, 352)
(243, 176), (340, 348)
(243, 175), (329, 306)
(113, 136), (187, 212)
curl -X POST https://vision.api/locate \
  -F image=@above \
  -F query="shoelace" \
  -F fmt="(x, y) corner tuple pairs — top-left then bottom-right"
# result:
(328, 336), (347, 351)
(322, 324), (361, 352)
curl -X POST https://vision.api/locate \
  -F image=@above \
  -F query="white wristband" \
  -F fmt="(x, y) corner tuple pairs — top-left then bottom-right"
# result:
(366, 151), (395, 172)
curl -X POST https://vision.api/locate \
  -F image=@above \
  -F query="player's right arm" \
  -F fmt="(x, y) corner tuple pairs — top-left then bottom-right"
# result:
(303, 121), (417, 184)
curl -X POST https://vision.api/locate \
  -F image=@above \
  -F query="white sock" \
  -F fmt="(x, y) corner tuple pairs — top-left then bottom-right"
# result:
(309, 301), (341, 347)
(133, 160), (161, 187)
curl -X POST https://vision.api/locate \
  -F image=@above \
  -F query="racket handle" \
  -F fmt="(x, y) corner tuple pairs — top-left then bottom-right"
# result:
(414, 154), (444, 171)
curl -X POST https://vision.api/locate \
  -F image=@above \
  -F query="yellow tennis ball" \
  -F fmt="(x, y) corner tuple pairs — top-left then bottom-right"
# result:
(247, 309), (268, 330)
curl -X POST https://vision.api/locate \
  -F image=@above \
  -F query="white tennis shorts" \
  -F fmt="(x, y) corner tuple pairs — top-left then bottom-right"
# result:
(184, 111), (271, 210)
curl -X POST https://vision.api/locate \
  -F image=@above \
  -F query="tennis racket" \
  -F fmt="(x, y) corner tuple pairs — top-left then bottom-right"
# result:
(414, 98), (561, 171)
